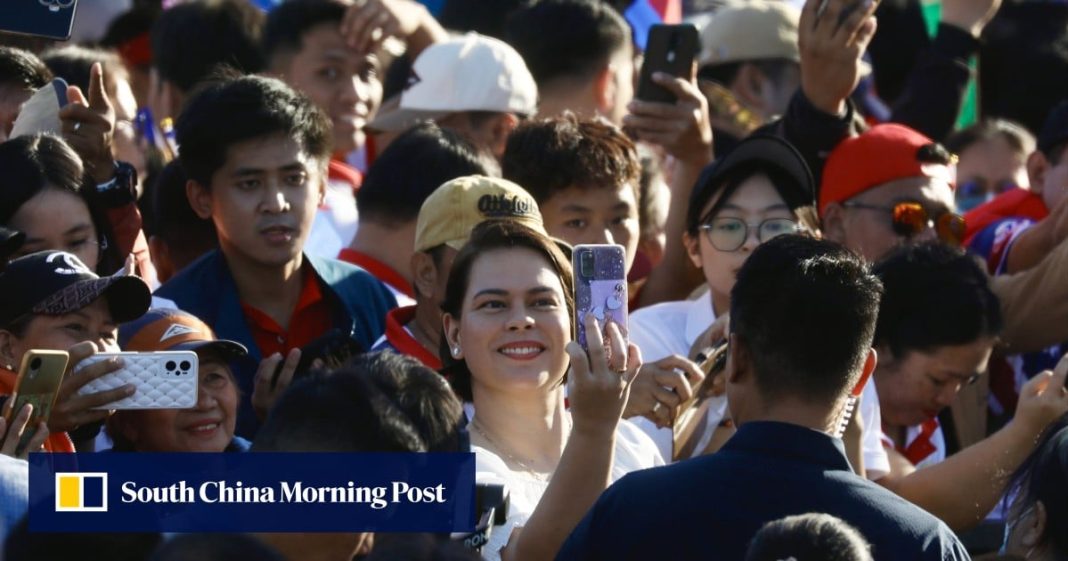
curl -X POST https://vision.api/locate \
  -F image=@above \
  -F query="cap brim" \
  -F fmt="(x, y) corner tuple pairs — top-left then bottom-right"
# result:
(32, 274), (151, 324)
(690, 134), (815, 214)
(367, 106), (449, 133)
(168, 340), (248, 360)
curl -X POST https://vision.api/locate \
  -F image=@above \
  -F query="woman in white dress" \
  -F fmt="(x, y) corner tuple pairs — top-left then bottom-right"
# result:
(441, 220), (663, 561)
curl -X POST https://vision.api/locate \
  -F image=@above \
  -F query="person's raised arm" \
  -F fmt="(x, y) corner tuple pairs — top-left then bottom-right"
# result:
(624, 69), (712, 308)
(501, 316), (640, 561)
(992, 233), (1068, 353)
(1003, 195), (1068, 274)
(340, 0), (448, 59)
(877, 354), (1068, 531)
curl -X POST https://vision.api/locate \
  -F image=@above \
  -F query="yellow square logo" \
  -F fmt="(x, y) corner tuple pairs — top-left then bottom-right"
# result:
(55, 473), (108, 512)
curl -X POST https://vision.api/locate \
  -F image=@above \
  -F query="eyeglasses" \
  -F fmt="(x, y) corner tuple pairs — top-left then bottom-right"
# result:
(842, 201), (966, 246)
(698, 217), (802, 252)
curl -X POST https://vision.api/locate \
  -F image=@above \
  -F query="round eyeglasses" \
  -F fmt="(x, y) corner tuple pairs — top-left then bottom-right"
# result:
(698, 217), (802, 252)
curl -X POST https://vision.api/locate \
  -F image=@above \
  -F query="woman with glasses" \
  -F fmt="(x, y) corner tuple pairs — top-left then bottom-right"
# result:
(628, 135), (848, 460)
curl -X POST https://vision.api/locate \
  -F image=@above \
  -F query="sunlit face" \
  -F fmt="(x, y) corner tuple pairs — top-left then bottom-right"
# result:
(8, 188), (101, 269)
(685, 173), (796, 312)
(445, 248), (571, 397)
(835, 176), (956, 263)
(117, 358), (238, 452)
(874, 338), (995, 428)
(953, 136), (1028, 211)
(279, 23), (381, 155)
(540, 183), (640, 273)
(1, 298), (119, 369)
(190, 134), (325, 269)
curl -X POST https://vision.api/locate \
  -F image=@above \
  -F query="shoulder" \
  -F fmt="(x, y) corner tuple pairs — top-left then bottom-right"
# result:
(628, 299), (695, 359)
(155, 251), (224, 302)
(613, 419), (666, 472)
(308, 255), (396, 305)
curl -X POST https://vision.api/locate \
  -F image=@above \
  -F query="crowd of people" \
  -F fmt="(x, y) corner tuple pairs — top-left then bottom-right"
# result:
(1, 0), (1067, 559)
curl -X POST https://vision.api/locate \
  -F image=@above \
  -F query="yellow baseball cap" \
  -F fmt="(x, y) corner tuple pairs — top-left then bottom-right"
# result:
(414, 175), (546, 252)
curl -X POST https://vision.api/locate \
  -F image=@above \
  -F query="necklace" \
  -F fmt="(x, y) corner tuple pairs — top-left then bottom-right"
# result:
(469, 418), (560, 481)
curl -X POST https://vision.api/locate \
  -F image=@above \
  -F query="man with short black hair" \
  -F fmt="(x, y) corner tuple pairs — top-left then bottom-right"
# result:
(504, 0), (633, 125)
(341, 122), (491, 306)
(156, 75), (396, 437)
(556, 235), (969, 561)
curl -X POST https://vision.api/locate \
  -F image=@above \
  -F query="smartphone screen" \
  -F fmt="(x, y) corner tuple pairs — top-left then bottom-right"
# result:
(636, 24), (699, 103)
(572, 244), (628, 353)
(0, 0), (79, 41)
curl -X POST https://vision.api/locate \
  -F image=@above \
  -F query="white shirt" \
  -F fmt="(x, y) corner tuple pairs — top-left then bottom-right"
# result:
(305, 177), (359, 259)
(473, 417), (663, 561)
(628, 292), (892, 478)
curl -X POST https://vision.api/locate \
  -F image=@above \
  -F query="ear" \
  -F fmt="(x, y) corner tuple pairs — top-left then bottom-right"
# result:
(683, 231), (703, 269)
(488, 113), (520, 158)
(731, 63), (769, 114)
(186, 179), (214, 220)
(1021, 500), (1047, 550)
(442, 312), (462, 359)
(410, 251), (438, 300)
(592, 64), (615, 115)
(820, 203), (847, 245)
(0, 329), (22, 370)
(148, 235), (174, 284)
(1026, 151), (1050, 195)
(725, 333), (749, 385)
(859, 347), (878, 388)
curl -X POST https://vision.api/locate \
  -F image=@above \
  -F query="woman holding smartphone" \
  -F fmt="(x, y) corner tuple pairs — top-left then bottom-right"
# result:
(441, 220), (663, 561)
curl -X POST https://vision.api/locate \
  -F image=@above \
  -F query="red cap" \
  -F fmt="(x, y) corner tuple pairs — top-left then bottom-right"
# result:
(819, 124), (955, 216)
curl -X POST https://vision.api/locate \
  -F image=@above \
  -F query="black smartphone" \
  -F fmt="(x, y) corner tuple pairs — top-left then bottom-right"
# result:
(271, 329), (364, 388)
(636, 24), (699, 104)
(0, 0), (79, 41)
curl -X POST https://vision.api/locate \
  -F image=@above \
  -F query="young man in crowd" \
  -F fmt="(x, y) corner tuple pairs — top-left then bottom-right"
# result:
(262, 0), (448, 258)
(367, 33), (537, 160)
(143, 161), (218, 284)
(156, 75), (396, 437)
(341, 122), (491, 307)
(555, 235), (969, 561)
(503, 0), (634, 126)
(372, 175), (546, 370)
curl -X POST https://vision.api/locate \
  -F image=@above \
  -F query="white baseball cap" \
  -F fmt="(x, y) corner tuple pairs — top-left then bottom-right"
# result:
(368, 33), (538, 133)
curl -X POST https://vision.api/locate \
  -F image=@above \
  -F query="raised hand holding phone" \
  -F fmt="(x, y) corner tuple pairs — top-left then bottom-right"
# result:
(48, 342), (131, 434)
(0, 401), (49, 459)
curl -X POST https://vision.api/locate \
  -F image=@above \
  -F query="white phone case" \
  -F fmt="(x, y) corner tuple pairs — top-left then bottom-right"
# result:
(74, 351), (199, 410)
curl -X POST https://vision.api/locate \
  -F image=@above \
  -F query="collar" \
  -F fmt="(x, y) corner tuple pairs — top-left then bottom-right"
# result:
(239, 264), (323, 335)
(723, 421), (853, 472)
(328, 158), (363, 191)
(385, 305), (442, 370)
(685, 290), (716, 347)
(338, 248), (415, 298)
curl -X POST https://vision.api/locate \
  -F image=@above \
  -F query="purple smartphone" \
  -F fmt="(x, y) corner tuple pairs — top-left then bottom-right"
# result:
(572, 244), (629, 352)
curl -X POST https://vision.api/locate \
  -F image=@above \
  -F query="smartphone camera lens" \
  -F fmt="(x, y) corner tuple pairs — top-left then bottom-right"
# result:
(580, 250), (595, 279)
(179, 361), (191, 371)
(30, 357), (42, 370)
(165, 361), (176, 371)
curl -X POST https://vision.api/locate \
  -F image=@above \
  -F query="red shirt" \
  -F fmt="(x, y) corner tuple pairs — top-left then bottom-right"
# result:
(383, 305), (442, 370)
(338, 248), (415, 299)
(240, 266), (333, 358)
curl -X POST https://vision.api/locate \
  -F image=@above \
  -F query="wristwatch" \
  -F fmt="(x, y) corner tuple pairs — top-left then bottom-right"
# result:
(93, 160), (138, 208)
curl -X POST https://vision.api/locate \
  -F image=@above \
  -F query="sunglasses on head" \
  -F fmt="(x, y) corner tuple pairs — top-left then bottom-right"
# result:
(842, 201), (966, 246)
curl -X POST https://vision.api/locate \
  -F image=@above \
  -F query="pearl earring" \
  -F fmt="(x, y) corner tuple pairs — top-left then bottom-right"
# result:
(452, 346), (461, 357)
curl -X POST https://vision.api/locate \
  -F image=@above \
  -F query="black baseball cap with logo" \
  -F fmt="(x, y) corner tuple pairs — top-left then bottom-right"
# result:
(0, 250), (151, 328)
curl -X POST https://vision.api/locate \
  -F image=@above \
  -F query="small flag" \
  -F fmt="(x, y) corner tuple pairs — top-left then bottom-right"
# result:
(55, 473), (108, 512)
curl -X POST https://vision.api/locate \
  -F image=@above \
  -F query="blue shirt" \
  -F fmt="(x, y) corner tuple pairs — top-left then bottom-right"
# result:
(556, 421), (970, 561)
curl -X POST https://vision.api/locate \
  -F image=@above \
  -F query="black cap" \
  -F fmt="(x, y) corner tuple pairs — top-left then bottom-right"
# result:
(0, 227), (24, 270)
(686, 134), (815, 232)
(1038, 100), (1068, 154)
(0, 250), (152, 327)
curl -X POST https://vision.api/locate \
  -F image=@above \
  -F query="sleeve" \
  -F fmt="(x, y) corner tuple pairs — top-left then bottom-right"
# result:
(991, 235), (1068, 353)
(774, 91), (866, 190)
(890, 24), (981, 142)
(967, 218), (1036, 275)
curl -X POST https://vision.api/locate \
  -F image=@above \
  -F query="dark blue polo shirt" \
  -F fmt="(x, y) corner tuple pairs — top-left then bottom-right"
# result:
(556, 421), (969, 561)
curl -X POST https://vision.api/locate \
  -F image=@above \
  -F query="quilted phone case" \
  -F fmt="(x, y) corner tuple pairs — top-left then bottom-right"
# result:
(74, 351), (199, 410)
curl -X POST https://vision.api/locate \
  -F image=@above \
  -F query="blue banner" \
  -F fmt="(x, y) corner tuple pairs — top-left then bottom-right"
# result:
(29, 453), (476, 533)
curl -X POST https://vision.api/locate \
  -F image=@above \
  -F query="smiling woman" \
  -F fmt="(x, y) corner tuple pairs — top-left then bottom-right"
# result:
(0, 134), (121, 274)
(440, 220), (662, 561)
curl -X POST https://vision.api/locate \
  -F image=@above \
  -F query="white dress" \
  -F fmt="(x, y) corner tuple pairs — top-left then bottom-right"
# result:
(473, 418), (664, 560)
